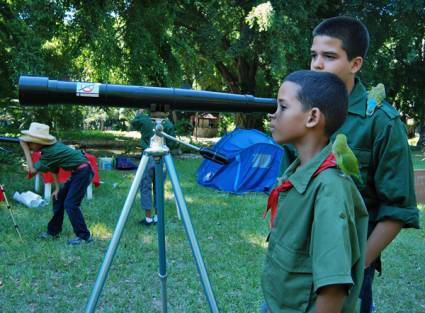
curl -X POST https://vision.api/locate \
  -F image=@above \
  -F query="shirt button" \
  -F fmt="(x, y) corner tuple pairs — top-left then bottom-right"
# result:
(339, 212), (347, 219)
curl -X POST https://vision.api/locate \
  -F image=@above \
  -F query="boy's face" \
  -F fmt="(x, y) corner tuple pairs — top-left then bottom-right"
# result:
(269, 81), (309, 145)
(310, 35), (361, 89)
(28, 142), (43, 151)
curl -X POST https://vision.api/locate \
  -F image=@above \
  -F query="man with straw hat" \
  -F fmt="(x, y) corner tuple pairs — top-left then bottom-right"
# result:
(19, 122), (93, 245)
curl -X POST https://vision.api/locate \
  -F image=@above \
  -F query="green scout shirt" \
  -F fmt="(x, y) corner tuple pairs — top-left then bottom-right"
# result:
(131, 113), (178, 150)
(262, 143), (368, 313)
(279, 79), (419, 230)
(334, 79), (419, 229)
(34, 142), (88, 173)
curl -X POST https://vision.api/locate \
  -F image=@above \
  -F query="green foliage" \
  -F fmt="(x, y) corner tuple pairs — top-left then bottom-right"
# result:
(343, 0), (425, 125)
(245, 2), (274, 32)
(0, 0), (424, 134)
(217, 113), (235, 136)
(0, 146), (22, 169)
(174, 118), (194, 136)
(54, 130), (126, 141)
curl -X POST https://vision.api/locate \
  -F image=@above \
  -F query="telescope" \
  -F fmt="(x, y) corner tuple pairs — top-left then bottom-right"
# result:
(0, 136), (19, 143)
(18, 76), (276, 113)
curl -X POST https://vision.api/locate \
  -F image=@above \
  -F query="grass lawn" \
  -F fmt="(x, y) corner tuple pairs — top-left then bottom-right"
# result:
(1, 157), (424, 312)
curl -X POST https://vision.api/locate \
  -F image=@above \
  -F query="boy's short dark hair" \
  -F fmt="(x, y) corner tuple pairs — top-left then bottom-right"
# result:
(313, 16), (370, 60)
(284, 70), (348, 137)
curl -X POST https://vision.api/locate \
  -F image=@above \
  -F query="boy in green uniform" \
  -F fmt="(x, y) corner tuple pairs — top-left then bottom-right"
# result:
(308, 17), (419, 312)
(262, 70), (368, 313)
(131, 111), (178, 225)
(19, 122), (93, 245)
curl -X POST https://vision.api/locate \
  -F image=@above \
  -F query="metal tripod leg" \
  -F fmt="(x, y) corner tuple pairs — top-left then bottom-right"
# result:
(85, 154), (150, 313)
(0, 185), (23, 241)
(164, 154), (220, 313)
(154, 157), (168, 313)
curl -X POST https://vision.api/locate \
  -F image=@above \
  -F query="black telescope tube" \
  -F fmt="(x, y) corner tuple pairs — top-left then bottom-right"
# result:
(19, 76), (276, 113)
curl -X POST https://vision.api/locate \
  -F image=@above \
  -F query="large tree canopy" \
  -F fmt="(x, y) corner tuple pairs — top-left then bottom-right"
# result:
(0, 0), (424, 135)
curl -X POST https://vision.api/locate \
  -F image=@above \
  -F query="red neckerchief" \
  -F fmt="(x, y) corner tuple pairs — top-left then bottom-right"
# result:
(265, 153), (337, 228)
(0, 185), (5, 202)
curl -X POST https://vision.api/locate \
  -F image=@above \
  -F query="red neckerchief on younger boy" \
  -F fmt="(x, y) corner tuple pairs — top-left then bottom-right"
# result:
(264, 153), (337, 229)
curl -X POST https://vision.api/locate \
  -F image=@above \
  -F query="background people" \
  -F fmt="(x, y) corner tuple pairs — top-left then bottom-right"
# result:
(131, 110), (178, 226)
(19, 122), (93, 245)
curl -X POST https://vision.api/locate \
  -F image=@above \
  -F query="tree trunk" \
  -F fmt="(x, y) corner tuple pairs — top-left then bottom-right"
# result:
(235, 112), (265, 131)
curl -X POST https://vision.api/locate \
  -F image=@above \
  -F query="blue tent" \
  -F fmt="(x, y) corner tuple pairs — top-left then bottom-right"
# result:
(197, 129), (284, 193)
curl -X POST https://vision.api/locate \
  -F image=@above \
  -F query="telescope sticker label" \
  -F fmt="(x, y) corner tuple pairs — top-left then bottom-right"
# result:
(76, 83), (100, 97)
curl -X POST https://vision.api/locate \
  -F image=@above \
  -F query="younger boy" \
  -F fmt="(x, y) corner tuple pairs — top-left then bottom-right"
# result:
(131, 111), (178, 226)
(19, 122), (93, 245)
(262, 70), (368, 313)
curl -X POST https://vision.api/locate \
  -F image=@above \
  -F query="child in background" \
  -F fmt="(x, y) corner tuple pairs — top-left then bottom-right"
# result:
(19, 122), (93, 245)
(131, 111), (178, 226)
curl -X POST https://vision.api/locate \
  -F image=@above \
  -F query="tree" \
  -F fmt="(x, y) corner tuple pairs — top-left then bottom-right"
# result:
(0, 0), (87, 129)
(344, 0), (425, 145)
(1, 1), (424, 135)
(168, 0), (352, 130)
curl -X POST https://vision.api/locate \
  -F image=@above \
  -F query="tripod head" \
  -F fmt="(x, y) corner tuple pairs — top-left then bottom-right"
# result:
(146, 118), (229, 165)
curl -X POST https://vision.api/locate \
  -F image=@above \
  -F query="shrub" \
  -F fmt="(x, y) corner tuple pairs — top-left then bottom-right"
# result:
(175, 118), (194, 136)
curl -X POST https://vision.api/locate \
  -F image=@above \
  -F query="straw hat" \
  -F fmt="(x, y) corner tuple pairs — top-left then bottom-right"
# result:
(20, 122), (57, 145)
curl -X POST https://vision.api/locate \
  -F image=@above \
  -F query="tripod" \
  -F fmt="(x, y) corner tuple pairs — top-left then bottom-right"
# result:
(85, 119), (223, 313)
(0, 184), (23, 241)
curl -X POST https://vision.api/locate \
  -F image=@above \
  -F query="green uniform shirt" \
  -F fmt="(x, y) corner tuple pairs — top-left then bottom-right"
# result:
(262, 143), (368, 313)
(34, 142), (88, 173)
(131, 113), (178, 150)
(280, 79), (419, 230)
(334, 79), (419, 229)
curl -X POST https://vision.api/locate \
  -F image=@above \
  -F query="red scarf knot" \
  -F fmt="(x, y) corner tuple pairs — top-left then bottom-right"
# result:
(264, 153), (336, 228)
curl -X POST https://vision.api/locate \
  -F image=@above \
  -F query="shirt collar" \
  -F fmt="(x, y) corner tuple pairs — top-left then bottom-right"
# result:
(348, 78), (368, 117)
(284, 143), (333, 194)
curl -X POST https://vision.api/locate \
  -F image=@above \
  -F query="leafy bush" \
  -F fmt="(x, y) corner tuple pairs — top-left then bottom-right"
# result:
(218, 113), (235, 136)
(174, 118), (194, 136)
(0, 147), (22, 171)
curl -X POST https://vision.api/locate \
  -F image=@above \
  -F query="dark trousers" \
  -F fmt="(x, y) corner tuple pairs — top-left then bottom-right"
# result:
(360, 263), (376, 313)
(47, 166), (92, 240)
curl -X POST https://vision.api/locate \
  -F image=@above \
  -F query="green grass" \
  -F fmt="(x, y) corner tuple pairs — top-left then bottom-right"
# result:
(411, 150), (425, 170)
(374, 206), (425, 312)
(1, 159), (424, 312)
(0, 159), (269, 312)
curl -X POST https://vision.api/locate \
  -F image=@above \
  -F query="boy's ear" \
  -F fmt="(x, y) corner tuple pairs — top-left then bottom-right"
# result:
(305, 107), (323, 128)
(350, 56), (363, 74)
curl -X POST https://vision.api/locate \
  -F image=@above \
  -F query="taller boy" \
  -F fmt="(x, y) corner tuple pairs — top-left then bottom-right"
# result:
(308, 16), (419, 312)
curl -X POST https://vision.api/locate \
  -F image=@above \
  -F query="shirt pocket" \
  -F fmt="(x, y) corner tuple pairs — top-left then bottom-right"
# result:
(352, 148), (371, 190)
(264, 243), (313, 312)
